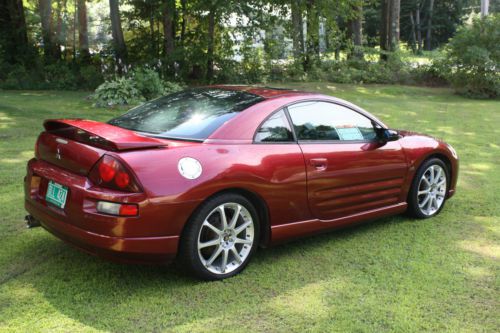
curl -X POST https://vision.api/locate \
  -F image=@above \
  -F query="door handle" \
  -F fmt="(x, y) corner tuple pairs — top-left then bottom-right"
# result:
(309, 158), (328, 170)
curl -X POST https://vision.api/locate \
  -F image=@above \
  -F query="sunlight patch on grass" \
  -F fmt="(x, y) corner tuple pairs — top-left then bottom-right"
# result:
(459, 240), (500, 260)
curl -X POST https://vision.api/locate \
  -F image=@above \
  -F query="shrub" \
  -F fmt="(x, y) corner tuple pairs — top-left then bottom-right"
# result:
(442, 14), (499, 98)
(43, 63), (78, 90)
(79, 65), (104, 90)
(130, 67), (164, 100)
(93, 76), (142, 107)
(163, 81), (184, 94)
(93, 66), (184, 107)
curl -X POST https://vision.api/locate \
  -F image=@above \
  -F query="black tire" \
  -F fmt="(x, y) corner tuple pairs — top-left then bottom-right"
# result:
(407, 157), (450, 219)
(178, 193), (260, 280)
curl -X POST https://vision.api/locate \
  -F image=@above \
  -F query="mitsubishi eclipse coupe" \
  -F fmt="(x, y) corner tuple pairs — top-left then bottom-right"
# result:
(24, 86), (458, 280)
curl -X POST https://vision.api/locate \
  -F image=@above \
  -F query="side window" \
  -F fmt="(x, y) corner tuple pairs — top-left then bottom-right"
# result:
(288, 101), (377, 141)
(255, 109), (294, 143)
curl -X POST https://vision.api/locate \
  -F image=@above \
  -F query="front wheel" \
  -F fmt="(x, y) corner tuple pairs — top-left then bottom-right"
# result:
(408, 158), (449, 219)
(179, 193), (259, 280)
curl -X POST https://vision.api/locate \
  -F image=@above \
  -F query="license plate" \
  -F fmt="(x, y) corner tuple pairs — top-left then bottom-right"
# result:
(45, 180), (68, 209)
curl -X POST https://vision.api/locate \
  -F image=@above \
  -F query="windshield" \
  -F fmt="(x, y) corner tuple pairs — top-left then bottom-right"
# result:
(108, 88), (264, 140)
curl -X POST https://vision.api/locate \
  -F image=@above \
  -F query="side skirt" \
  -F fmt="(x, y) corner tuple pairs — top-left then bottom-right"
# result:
(269, 202), (407, 245)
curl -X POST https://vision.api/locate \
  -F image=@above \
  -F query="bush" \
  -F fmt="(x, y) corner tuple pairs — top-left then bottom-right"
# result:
(442, 14), (499, 98)
(93, 76), (142, 107)
(79, 65), (104, 90)
(92, 67), (184, 107)
(130, 67), (164, 100)
(43, 63), (78, 90)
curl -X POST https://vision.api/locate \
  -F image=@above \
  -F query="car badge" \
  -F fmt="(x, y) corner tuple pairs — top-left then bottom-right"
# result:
(55, 146), (62, 160)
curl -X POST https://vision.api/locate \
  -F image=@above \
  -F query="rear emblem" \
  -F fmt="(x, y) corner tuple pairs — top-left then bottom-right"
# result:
(55, 147), (62, 160)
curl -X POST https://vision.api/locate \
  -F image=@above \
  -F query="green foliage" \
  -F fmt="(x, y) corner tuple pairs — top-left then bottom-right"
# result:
(93, 77), (142, 107)
(130, 67), (165, 100)
(92, 67), (184, 108)
(163, 81), (185, 94)
(43, 64), (78, 90)
(78, 65), (104, 90)
(441, 14), (500, 98)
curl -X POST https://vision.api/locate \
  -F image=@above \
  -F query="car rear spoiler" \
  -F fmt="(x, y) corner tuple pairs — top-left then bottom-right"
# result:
(43, 119), (167, 151)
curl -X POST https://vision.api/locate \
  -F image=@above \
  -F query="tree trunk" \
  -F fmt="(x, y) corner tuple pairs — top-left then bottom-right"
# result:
(391, 0), (401, 51)
(0, 0), (30, 64)
(77, 0), (89, 62)
(180, 0), (187, 44)
(304, 0), (319, 70)
(409, 11), (417, 53)
(54, 0), (67, 59)
(39, 0), (56, 62)
(416, 5), (422, 53)
(388, 0), (400, 51)
(291, 0), (303, 62)
(206, 6), (216, 81)
(348, 4), (363, 59)
(162, 0), (175, 59)
(481, 0), (489, 18)
(109, 0), (127, 66)
(425, 0), (434, 51)
(380, 0), (390, 60)
(149, 4), (156, 57)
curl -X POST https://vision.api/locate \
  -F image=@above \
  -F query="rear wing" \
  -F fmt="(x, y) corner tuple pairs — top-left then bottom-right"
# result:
(43, 119), (167, 151)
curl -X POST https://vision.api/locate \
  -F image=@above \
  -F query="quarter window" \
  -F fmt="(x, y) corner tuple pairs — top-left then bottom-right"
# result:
(288, 101), (377, 141)
(255, 109), (294, 143)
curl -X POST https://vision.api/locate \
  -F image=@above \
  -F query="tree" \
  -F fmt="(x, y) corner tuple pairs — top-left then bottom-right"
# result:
(206, 2), (217, 81)
(380, 0), (400, 59)
(389, 0), (400, 50)
(0, 0), (30, 64)
(347, 3), (363, 59)
(77, 0), (90, 61)
(39, 0), (58, 62)
(481, 0), (489, 18)
(425, 0), (434, 50)
(304, 0), (319, 70)
(162, 0), (175, 60)
(291, 0), (304, 64)
(54, 0), (67, 59)
(109, 0), (127, 65)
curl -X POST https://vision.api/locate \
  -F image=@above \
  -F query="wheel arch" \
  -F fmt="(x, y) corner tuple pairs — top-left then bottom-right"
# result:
(419, 153), (453, 186)
(179, 187), (271, 251)
(408, 152), (453, 203)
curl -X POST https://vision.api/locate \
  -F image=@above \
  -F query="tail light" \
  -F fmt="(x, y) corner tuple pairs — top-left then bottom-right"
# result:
(89, 155), (142, 192)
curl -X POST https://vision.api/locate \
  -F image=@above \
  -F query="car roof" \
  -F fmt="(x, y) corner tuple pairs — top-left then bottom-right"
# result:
(208, 85), (311, 99)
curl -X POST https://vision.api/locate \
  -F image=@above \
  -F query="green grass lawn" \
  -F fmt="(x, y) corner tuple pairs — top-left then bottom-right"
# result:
(0, 85), (499, 332)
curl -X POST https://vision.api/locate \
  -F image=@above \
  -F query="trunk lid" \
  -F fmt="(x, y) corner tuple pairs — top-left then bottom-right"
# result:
(37, 119), (168, 175)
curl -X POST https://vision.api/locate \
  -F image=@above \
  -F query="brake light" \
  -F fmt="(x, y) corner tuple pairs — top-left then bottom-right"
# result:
(89, 155), (141, 192)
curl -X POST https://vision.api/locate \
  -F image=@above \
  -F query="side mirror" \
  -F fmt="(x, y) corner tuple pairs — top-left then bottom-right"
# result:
(379, 129), (400, 142)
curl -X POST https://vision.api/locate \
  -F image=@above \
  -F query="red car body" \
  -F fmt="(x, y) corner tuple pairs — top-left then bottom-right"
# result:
(24, 86), (458, 264)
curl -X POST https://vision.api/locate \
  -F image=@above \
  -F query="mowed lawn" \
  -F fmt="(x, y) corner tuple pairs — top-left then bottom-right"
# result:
(0, 84), (498, 332)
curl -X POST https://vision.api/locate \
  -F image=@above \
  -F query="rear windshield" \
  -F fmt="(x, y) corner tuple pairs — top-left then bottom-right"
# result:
(108, 88), (264, 140)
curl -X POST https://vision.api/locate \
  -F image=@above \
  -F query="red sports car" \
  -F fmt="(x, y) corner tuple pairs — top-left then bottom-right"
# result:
(24, 86), (458, 280)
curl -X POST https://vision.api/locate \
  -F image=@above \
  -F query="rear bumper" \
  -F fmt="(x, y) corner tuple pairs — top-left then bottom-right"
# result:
(26, 199), (179, 263)
(23, 158), (198, 264)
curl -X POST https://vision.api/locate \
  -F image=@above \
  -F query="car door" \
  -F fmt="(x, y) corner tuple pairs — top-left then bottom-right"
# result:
(287, 100), (408, 221)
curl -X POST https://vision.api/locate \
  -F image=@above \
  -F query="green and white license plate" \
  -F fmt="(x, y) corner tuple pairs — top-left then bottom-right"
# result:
(45, 180), (68, 209)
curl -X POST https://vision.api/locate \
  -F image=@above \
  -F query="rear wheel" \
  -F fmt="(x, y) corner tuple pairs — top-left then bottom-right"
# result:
(179, 193), (259, 280)
(408, 158), (449, 218)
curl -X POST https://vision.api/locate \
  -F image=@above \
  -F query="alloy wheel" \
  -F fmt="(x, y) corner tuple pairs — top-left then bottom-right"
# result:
(197, 202), (254, 275)
(417, 165), (447, 216)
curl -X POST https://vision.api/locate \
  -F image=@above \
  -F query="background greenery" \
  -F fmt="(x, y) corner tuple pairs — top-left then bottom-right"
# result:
(1, 1), (499, 98)
(0, 83), (498, 332)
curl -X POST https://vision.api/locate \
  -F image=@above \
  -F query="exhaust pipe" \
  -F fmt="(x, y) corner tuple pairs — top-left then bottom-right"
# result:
(25, 215), (41, 228)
